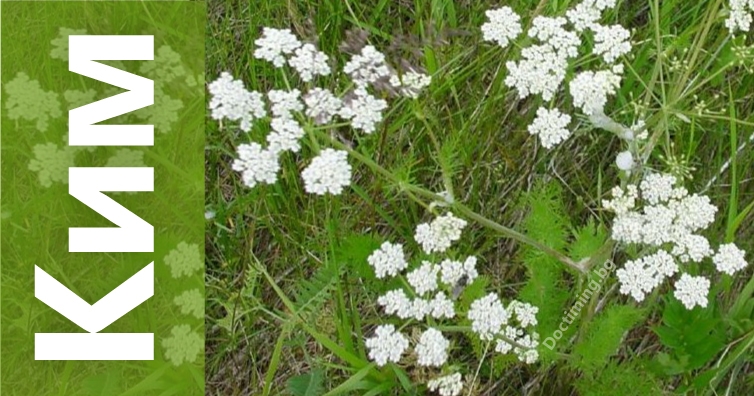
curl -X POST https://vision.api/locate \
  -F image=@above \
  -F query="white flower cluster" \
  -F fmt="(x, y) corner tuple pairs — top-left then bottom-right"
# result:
(427, 373), (464, 396)
(482, 1), (631, 148)
(211, 27), (431, 194)
(414, 212), (468, 254)
(604, 173), (748, 309)
(468, 293), (540, 363)
(726, 0), (754, 33)
(365, 324), (410, 366)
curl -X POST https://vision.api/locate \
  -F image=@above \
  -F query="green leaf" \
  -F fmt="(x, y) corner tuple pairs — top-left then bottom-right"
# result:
(287, 369), (325, 396)
(573, 305), (645, 373)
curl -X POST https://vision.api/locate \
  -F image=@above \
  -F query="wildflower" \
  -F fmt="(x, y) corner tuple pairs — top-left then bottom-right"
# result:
(414, 212), (468, 254)
(390, 71), (432, 98)
(343, 45), (392, 87)
(467, 293), (509, 340)
(505, 45), (569, 100)
(673, 273), (710, 309)
(4, 72), (62, 132)
(416, 328), (450, 367)
(301, 148), (352, 195)
(510, 300), (539, 327)
(339, 88), (388, 134)
(288, 43), (331, 82)
(208, 72), (266, 132)
(616, 250), (678, 302)
(602, 185), (638, 214)
(162, 324), (202, 366)
(164, 242), (203, 278)
(253, 27), (301, 67)
(713, 243), (748, 275)
(481, 6), (523, 48)
(365, 324), (409, 366)
(592, 24), (631, 63)
(378, 289), (414, 319)
(368, 242), (409, 278)
(427, 373), (464, 396)
(569, 65), (623, 115)
(528, 16), (580, 59)
(725, 0), (753, 33)
(407, 261), (440, 296)
(304, 87), (342, 125)
(439, 257), (478, 286)
(567, 2), (601, 32)
(267, 117), (305, 153)
(430, 292), (456, 319)
(174, 288), (204, 319)
(268, 89), (304, 119)
(28, 143), (77, 187)
(232, 143), (281, 188)
(615, 150), (634, 171)
(527, 107), (572, 149)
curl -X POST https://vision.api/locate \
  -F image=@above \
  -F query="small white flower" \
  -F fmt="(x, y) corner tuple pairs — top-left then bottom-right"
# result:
(407, 261), (440, 296)
(232, 143), (280, 188)
(429, 292), (456, 319)
(268, 89), (303, 119)
(481, 6), (523, 48)
(343, 45), (392, 87)
(528, 16), (580, 59)
(414, 213), (468, 254)
(368, 242), (408, 278)
(304, 88), (342, 125)
(569, 66), (623, 115)
(339, 88), (388, 134)
(390, 71), (432, 98)
(288, 43), (331, 82)
(726, 0), (753, 33)
(365, 324), (409, 366)
(510, 300), (539, 327)
(253, 27), (301, 67)
(301, 148), (352, 195)
(592, 24), (632, 63)
(615, 150), (634, 171)
(427, 373), (464, 396)
(566, 2), (601, 32)
(467, 293), (510, 340)
(267, 117), (305, 153)
(411, 298), (433, 320)
(603, 185), (639, 215)
(415, 328), (450, 367)
(378, 289), (413, 319)
(527, 107), (572, 149)
(208, 72), (266, 132)
(713, 243), (748, 275)
(640, 173), (678, 205)
(673, 273), (710, 309)
(505, 45), (568, 100)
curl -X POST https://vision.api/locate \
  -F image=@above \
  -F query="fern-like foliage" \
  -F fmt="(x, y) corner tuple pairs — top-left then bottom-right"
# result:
(572, 304), (645, 374)
(575, 360), (661, 396)
(293, 263), (342, 320)
(517, 182), (572, 362)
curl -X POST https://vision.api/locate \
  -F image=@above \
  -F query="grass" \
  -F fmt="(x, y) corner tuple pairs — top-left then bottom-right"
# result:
(205, 0), (754, 394)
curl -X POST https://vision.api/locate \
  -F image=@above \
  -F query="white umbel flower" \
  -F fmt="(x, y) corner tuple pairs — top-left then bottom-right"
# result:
(592, 24), (632, 63)
(232, 143), (280, 188)
(527, 107), (572, 149)
(602, 185), (638, 214)
(365, 324), (409, 366)
(288, 43), (331, 82)
(713, 243), (748, 275)
(304, 88), (342, 125)
(267, 117), (305, 153)
(569, 66), (623, 115)
(673, 273), (710, 309)
(343, 45), (392, 87)
(268, 89), (303, 119)
(378, 289), (413, 319)
(416, 328), (450, 367)
(339, 88), (388, 134)
(467, 293), (510, 340)
(528, 16), (580, 59)
(253, 27), (301, 67)
(439, 257), (478, 286)
(301, 148), (352, 195)
(616, 250), (678, 302)
(481, 6), (523, 48)
(510, 300), (539, 328)
(615, 150), (634, 171)
(368, 242), (408, 278)
(208, 72), (266, 132)
(726, 0), (753, 33)
(407, 261), (440, 296)
(505, 45), (568, 101)
(427, 373), (463, 396)
(390, 71), (432, 99)
(414, 213), (468, 254)
(430, 292), (456, 319)
(566, 2), (601, 32)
